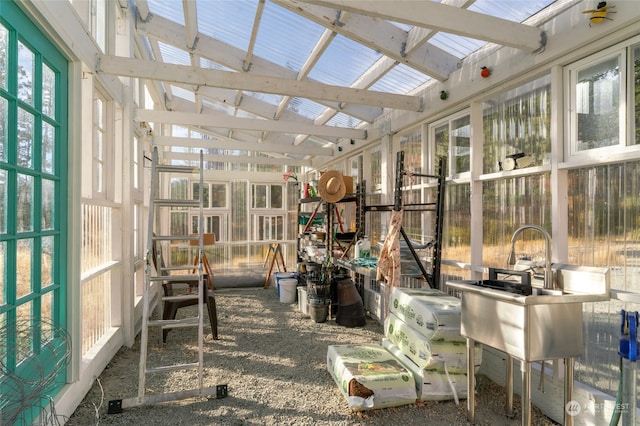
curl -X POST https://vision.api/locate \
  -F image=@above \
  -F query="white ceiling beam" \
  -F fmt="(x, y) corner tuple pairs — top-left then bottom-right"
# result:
(273, 0), (459, 81)
(137, 14), (383, 121)
(97, 56), (424, 111)
(243, 0), (265, 72)
(304, 0), (546, 52)
(168, 97), (338, 147)
(136, 109), (366, 139)
(154, 135), (333, 157)
(165, 152), (312, 167)
(182, 0), (199, 50)
(135, 0), (151, 22)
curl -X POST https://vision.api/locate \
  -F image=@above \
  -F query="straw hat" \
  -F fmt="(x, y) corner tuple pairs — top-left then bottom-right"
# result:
(318, 170), (346, 203)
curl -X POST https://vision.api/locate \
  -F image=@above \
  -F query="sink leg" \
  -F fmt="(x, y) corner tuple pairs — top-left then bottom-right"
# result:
(564, 357), (574, 426)
(521, 361), (531, 426)
(467, 338), (475, 423)
(506, 355), (514, 417)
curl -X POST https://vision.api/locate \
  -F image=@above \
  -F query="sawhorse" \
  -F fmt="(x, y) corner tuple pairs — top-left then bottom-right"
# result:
(264, 243), (286, 289)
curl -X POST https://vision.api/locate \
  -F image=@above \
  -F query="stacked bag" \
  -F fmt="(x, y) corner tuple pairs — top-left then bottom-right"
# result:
(383, 287), (482, 402)
(327, 287), (483, 411)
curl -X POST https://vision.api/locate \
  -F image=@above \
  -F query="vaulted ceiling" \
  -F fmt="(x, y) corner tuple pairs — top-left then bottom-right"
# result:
(100, 0), (563, 168)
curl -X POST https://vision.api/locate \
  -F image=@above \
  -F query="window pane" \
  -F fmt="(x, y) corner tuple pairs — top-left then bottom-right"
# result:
(253, 184), (267, 208)
(270, 185), (283, 209)
(451, 115), (470, 174)
(434, 123), (448, 173)
(0, 25), (7, 89)
(371, 149), (382, 191)
(0, 169), (5, 233)
(170, 178), (188, 199)
(170, 211), (188, 236)
(0, 241), (5, 305)
(482, 173), (552, 267)
(42, 121), (55, 174)
(576, 56), (620, 151)
(17, 107), (34, 169)
(42, 178), (54, 230)
(634, 43), (640, 147)
(17, 238), (33, 298)
(17, 40), (34, 105)
(483, 75), (551, 173)
(17, 173), (33, 232)
(211, 183), (226, 207)
(42, 63), (56, 118)
(400, 129), (422, 174)
(42, 236), (54, 288)
(0, 96), (7, 161)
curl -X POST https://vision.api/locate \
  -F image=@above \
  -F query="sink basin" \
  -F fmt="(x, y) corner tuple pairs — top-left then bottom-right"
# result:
(473, 279), (532, 296)
(447, 264), (610, 361)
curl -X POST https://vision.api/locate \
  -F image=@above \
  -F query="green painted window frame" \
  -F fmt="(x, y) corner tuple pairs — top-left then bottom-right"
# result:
(0, 0), (68, 422)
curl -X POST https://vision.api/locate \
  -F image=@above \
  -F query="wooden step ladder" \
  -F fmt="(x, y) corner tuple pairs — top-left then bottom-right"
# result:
(108, 147), (226, 414)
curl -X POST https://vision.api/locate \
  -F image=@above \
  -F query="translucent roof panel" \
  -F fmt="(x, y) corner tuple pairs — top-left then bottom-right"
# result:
(308, 34), (383, 87)
(135, 0), (565, 163)
(286, 98), (328, 120)
(157, 42), (191, 66)
(196, 1), (257, 51)
(147, 0), (185, 26)
(200, 57), (235, 73)
(170, 86), (195, 103)
(325, 113), (363, 129)
(469, 0), (556, 22)
(369, 63), (431, 95)
(253, 3), (326, 72)
(244, 91), (284, 108)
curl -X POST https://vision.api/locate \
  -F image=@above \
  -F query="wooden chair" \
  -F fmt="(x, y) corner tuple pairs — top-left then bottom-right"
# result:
(152, 239), (218, 343)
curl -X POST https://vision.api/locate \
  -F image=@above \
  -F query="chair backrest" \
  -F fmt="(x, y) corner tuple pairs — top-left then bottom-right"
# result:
(150, 236), (169, 277)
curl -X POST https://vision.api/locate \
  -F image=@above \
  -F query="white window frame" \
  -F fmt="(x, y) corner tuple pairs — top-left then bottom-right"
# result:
(564, 39), (635, 160)
(428, 109), (471, 179)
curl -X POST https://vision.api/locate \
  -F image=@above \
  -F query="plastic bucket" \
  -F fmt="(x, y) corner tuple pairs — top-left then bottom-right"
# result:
(279, 279), (298, 304)
(274, 272), (295, 296)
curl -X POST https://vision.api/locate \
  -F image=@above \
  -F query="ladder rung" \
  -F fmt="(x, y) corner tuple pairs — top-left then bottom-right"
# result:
(159, 265), (200, 272)
(156, 164), (199, 174)
(150, 274), (201, 282)
(153, 234), (199, 242)
(154, 199), (200, 207)
(148, 317), (199, 328)
(161, 294), (199, 302)
(146, 362), (199, 375)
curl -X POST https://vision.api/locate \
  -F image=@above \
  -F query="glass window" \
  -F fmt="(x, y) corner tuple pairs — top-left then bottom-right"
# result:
(567, 161), (640, 398)
(633, 43), (640, 146)
(370, 147), (382, 191)
(0, 25), (7, 89)
(483, 75), (551, 173)
(451, 115), (470, 175)
(253, 215), (284, 241)
(17, 40), (34, 106)
(429, 112), (470, 177)
(576, 55), (620, 151)
(211, 183), (226, 207)
(93, 95), (105, 194)
(482, 173), (552, 267)
(399, 128), (422, 175)
(251, 184), (283, 209)
(567, 49), (628, 155)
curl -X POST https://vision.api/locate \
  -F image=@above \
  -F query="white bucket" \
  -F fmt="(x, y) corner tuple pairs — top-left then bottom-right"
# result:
(274, 272), (295, 296)
(279, 279), (298, 304)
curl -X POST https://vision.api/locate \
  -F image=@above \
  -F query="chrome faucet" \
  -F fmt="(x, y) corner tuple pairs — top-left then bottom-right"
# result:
(507, 224), (554, 290)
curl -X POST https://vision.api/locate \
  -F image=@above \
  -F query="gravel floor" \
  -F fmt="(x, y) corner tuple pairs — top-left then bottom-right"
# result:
(67, 285), (558, 425)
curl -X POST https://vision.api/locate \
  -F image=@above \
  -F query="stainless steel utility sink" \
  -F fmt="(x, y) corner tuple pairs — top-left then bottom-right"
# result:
(447, 264), (610, 426)
(447, 264), (610, 361)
